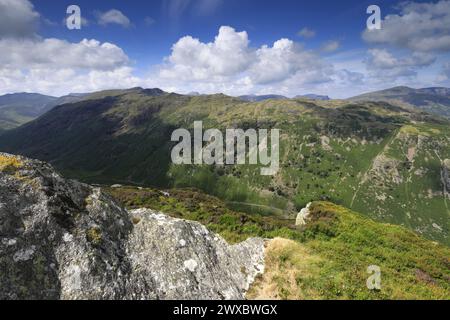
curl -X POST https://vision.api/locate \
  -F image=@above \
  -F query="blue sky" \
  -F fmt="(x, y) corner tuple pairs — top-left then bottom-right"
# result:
(1, 0), (449, 97)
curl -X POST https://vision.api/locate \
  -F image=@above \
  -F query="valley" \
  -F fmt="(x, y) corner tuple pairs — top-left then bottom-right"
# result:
(0, 87), (448, 245)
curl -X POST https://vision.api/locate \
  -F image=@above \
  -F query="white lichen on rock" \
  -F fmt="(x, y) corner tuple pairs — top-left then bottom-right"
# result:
(296, 203), (312, 226)
(0, 152), (265, 300)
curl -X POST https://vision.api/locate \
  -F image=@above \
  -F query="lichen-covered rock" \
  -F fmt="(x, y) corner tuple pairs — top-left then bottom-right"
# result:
(126, 209), (264, 300)
(0, 153), (265, 300)
(443, 159), (450, 191)
(295, 203), (312, 226)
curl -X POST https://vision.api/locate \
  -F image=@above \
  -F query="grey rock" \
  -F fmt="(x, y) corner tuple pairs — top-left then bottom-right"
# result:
(295, 203), (312, 226)
(443, 159), (450, 191)
(127, 209), (265, 300)
(0, 153), (265, 300)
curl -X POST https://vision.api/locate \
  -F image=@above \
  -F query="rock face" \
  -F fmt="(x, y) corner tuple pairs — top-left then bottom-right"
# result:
(443, 159), (450, 191)
(0, 153), (265, 300)
(295, 203), (312, 226)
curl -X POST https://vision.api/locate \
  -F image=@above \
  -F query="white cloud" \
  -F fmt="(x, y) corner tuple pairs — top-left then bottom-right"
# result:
(0, 38), (129, 70)
(365, 48), (435, 79)
(0, 66), (140, 96)
(160, 26), (253, 80)
(363, 0), (450, 53)
(97, 9), (131, 28)
(249, 39), (331, 85)
(0, 38), (139, 95)
(158, 26), (332, 92)
(0, 0), (39, 39)
(321, 40), (340, 53)
(437, 62), (450, 82)
(297, 27), (316, 39)
(0, 1), (139, 95)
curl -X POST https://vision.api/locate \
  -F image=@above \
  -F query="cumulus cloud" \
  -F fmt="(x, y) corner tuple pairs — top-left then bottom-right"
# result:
(297, 27), (316, 39)
(0, 0), (39, 39)
(365, 48), (435, 79)
(97, 9), (131, 28)
(363, 0), (450, 53)
(437, 62), (450, 82)
(0, 38), (138, 95)
(0, 1), (139, 95)
(0, 66), (140, 96)
(249, 39), (331, 84)
(0, 38), (129, 70)
(162, 26), (253, 80)
(158, 26), (332, 91)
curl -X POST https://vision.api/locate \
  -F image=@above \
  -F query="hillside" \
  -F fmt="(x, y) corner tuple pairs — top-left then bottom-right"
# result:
(1, 152), (448, 300)
(350, 86), (450, 119)
(107, 185), (450, 300)
(0, 87), (449, 246)
(0, 93), (58, 130)
(0, 92), (87, 131)
(238, 94), (288, 102)
(294, 94), (330, 101)
(0, 153), (264, 300)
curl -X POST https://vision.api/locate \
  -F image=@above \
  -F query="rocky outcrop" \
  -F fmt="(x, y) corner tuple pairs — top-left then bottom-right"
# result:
(370, 154), (403, 185)
(0, 153), (265, 300)
(295, 203), (312, 226)
(443, 159), (450, 191)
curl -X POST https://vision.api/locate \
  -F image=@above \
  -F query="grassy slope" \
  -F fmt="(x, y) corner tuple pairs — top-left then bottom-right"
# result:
(107, 186), (450, 300)
(0, 93), (58, 130)
(350, 86), (450, 119)
(0, 90), (448, 244)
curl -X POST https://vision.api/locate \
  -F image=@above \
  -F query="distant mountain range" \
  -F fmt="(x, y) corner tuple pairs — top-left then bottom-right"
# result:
(238, 94), (331, 102)
(0, 92), (87, 130)
(238, 94), (288, 102)
(1, 86), (448, 132)
(294, 94), (330, 101)
(349, 86), (450, 119)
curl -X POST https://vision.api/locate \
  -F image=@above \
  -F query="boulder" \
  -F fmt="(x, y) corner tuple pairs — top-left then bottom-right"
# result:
(0, 153), (265, 300)
(296, 203), (312, 226)
(443, 159), (450, 191)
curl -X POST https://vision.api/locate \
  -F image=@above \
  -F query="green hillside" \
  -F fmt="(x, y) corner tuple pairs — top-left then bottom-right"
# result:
(0, 93), (58, 130)
(350, 86), (450, 119)
(0, 92), (87, 130)
(107, 186), (450, 300)
(0, 87), (448, 245)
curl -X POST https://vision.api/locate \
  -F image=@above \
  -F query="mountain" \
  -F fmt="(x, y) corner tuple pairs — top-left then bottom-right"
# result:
(1, 152), (448, 300)
(53, 93), (88, 106)
(0, 87), (449, 246)
(294, 94), (331, 101)
(349, 86), (450, 119)
(0, 93), (58, 130)
(0, 92), (87, 131)
(238, 94), (287, 102)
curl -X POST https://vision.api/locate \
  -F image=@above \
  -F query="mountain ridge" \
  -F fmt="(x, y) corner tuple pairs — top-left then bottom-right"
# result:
(0, 88), (448, 245)
(349, 86), (450, 119)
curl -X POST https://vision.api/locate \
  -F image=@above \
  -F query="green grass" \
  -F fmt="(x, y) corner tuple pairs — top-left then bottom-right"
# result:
(1, 89), (449, 245)
(107, 186), (450, 300)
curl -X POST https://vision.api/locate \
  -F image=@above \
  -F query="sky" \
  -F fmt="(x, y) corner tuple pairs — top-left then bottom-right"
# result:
(0, 0), (449, 98)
